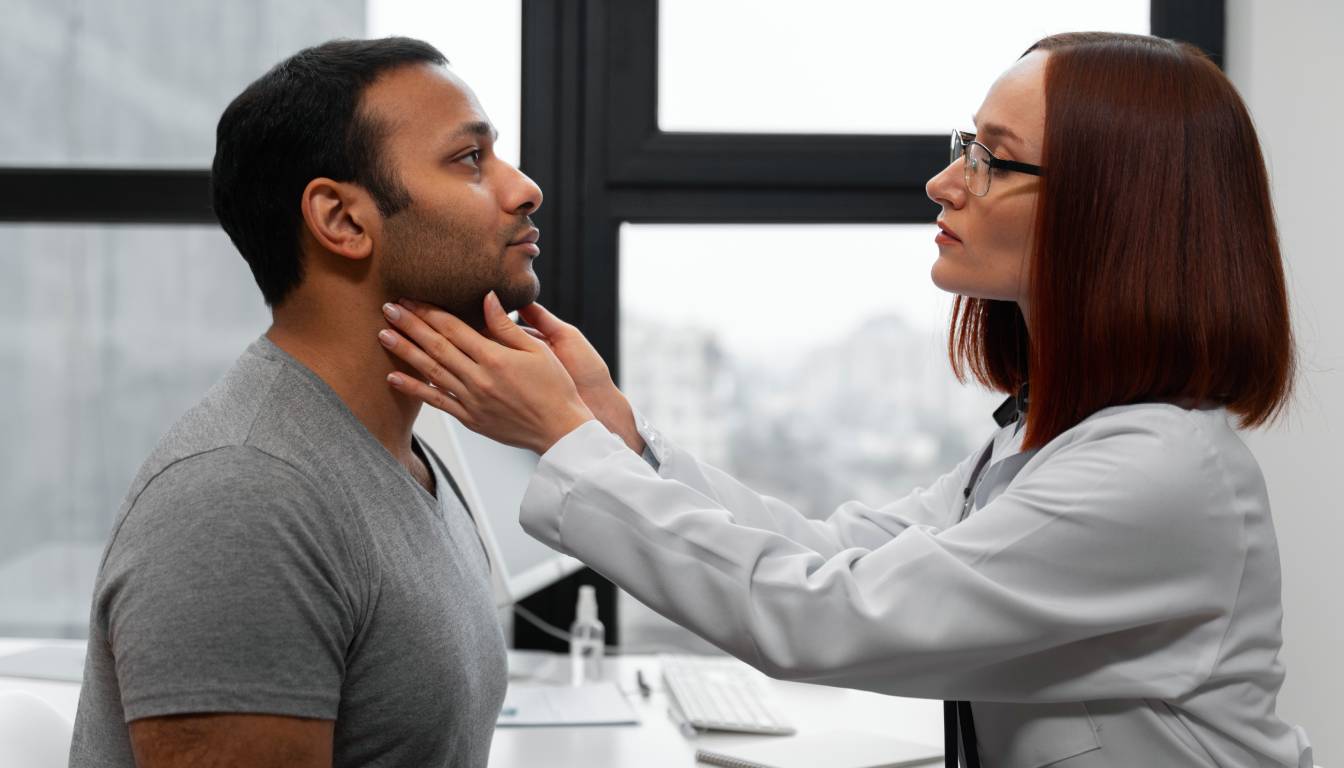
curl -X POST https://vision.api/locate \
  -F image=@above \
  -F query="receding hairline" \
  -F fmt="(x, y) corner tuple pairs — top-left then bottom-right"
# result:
(353, 63), (499, 150)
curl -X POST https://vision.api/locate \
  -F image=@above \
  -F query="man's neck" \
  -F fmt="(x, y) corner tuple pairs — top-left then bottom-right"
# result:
(265, 292), (428, 487)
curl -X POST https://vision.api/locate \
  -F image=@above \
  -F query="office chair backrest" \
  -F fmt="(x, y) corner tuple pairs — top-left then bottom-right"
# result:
(0, 690), (73, 768)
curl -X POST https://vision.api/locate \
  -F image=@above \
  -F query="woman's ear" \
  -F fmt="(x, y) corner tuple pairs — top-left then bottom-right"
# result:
(299, 178), (378, 261)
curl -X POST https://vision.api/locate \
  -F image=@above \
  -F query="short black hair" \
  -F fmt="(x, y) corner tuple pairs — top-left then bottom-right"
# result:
(211, 37), (448, 307)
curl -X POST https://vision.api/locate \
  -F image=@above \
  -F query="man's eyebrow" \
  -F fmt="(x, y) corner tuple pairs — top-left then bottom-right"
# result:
(443, 121), (498, 144)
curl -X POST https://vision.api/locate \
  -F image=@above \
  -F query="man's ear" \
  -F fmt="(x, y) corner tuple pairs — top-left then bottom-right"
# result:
(299, 178), (378, 261)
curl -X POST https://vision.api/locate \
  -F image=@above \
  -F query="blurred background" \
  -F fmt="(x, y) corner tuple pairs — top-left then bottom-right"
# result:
(0, 0), (1337, 759)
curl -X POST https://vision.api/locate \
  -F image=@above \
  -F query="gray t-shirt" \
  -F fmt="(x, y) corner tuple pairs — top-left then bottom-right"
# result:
(70, 337), (506, 767)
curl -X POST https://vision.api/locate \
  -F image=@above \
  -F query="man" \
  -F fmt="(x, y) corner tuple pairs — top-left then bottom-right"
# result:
(69, 37), (543, 767)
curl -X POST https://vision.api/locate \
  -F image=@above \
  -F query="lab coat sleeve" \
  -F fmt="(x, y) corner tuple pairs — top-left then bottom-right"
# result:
(623, 411), (980, 557)
(520, 412), (1245, 703)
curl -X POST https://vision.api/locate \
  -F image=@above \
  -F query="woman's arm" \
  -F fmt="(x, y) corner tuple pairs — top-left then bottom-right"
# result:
(377, 297), (1241, 703)
(628, 409), (983, 555)
(523, 414), (1243, 704)
(379, 296), (975, 554)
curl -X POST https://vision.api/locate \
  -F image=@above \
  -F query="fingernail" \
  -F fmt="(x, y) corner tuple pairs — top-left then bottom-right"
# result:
(487, 291), (500, 310)
(387, 373), (403, 386)
(377, 330), (397, 348)
(382, 303), (401, 321)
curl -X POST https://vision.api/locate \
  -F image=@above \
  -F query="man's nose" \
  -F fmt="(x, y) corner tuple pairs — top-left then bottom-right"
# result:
(505, 164), (543, 215)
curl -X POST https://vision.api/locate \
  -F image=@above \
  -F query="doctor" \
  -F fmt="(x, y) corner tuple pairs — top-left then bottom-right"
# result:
(376, 33), (1312, 767)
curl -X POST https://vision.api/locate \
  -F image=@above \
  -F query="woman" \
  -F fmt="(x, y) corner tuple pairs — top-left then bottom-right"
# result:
(377, 33), (1312, 767)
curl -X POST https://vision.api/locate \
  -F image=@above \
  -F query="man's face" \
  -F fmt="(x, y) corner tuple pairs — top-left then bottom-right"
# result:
(362, 64), (543, 329)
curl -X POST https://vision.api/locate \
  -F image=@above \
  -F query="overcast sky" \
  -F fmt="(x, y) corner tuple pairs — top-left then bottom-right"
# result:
(620, 223), (957, 362)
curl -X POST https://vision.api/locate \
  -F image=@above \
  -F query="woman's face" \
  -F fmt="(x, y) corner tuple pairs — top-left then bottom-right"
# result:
(925, 51), (1048, 313)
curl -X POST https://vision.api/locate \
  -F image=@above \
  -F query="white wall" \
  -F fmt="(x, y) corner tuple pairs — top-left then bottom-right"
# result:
(1226, 1), (1344, 762)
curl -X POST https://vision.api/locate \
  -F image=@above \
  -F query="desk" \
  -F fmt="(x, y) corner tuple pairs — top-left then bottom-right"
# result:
(0, 640), (944, 767)
(495, 653), (944, 767)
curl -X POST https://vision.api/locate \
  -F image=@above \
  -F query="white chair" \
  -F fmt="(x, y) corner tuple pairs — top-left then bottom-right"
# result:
(0, 690), (73, 768)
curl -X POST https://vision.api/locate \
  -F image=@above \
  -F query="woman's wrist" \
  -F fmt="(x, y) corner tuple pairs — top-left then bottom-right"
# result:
(539, 404), (597, 454)
(581, 385), (645, 454)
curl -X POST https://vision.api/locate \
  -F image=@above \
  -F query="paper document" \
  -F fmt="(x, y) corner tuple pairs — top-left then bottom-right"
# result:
(695, 729), (942, 768)
(496, 681), (640, 727)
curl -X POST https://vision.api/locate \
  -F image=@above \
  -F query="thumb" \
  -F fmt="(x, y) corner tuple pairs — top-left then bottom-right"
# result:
(482, 291), (533, 350)
(518, 301), (571, 337)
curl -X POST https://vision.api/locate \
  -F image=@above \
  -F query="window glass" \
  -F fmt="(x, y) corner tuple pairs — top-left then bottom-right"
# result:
(619, 223), (1001, 511)
(0, 0), (364, 166)
(368, 0), (523, 166)
(0, 226), (269, 637)
(617, 223), (1004, 646)
(658, 0), (1148, 134)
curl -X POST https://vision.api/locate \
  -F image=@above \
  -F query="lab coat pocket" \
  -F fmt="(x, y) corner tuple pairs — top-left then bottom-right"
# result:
(971, 701), (1102, 768)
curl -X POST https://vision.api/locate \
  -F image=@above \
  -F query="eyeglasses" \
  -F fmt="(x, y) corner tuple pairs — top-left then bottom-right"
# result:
(950, 130), (1043, 197)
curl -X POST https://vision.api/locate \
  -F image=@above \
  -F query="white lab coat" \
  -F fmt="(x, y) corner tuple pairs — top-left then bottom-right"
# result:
(520, 401), (1313, 767)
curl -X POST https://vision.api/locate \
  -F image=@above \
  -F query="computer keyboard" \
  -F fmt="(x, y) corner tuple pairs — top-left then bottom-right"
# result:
(659, 654), (796, 735)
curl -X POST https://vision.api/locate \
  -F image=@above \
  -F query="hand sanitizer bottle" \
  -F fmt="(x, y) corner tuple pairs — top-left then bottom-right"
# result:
(569, 585), (605, 686)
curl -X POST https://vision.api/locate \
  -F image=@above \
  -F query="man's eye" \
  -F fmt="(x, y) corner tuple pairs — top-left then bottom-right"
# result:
(460, 150), (482, 167)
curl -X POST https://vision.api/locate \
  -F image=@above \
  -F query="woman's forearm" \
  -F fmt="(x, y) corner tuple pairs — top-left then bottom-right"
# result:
(578, 384), (645, 455)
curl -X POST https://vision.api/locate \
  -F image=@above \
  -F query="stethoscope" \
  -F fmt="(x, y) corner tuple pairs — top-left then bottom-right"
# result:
(959, 384), (1029, 523)
(949, 383), (1029, 768)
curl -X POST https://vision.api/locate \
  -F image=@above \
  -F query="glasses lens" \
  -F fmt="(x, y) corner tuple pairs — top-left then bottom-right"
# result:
(950, 131), (963, 165)
(964, 142), (991, 196)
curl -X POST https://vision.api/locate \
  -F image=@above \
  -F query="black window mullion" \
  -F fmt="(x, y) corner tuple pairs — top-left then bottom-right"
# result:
(0, 168), (214, 224)
(608, 187), (936, 224)
(1151, 0), (1225, 68)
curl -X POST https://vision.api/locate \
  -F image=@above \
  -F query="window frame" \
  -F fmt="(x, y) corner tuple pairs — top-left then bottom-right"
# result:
(515, 0), (1223, 648)
(0, 0), (1224, 647)
(519, 0), (1225, 374)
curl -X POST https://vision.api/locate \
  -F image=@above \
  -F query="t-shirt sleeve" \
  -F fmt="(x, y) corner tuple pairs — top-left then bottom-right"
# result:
(95, 445), (366, 722)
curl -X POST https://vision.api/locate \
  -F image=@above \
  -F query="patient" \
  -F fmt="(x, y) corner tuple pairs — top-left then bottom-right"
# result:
(69, 37), (543, 767)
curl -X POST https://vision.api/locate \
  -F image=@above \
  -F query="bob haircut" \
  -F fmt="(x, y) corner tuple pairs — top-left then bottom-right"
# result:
(949, 32), (1294, 450)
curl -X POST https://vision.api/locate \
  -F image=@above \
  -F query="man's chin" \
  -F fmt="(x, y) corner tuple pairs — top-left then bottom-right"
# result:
(495, 277), (541, 314)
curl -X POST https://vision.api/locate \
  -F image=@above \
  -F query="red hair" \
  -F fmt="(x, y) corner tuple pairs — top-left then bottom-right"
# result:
(950, 32), (1294, 449)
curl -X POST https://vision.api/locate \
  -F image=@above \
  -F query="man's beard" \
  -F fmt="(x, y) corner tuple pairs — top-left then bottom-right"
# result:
(379, 206), (540, 331)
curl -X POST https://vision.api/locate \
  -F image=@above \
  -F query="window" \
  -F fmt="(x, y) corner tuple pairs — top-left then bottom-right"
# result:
(0, 1), (365, 637)
(0, 225), (269, 636)
(0, 1), (364, 167)
(368, 0), (522, 165)
(1, 0), (535, 640)
(659, 0), (1150, 134)
(519, 0), (1225, 650)
(620, 223), (1000, 513)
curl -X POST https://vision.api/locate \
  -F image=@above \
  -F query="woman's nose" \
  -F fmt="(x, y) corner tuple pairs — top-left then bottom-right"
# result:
(925, 160), (966, 210)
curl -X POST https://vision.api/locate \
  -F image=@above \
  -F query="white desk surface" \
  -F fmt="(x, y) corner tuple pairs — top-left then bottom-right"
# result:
(0, 639), (944, 767)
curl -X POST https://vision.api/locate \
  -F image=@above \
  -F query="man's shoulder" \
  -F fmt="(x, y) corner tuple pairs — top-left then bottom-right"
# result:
(116, 342), (342, 524)
(140, 445), (322, 508)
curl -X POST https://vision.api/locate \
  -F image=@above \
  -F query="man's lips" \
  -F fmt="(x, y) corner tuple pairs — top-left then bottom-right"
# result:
(508, 228), (540, 246)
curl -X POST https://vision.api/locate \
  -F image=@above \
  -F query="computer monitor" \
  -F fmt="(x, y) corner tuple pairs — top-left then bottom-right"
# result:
(413, 409), (584, 608)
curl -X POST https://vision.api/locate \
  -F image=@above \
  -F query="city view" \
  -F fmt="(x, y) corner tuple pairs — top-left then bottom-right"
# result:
(621, 311), (1000, 520)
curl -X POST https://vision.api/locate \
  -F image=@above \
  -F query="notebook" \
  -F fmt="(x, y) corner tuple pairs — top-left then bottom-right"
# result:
(496, 681), (640, 727)
(695, 729), (941, 768)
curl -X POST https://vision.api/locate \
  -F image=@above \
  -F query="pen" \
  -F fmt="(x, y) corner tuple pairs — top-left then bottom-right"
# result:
(667, 699), (698, 740)
(635, 669), (652, 699)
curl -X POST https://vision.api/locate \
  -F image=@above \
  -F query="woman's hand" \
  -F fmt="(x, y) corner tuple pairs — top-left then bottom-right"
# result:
(513, 303), (645, 455)
(378, 292), (595, 454)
